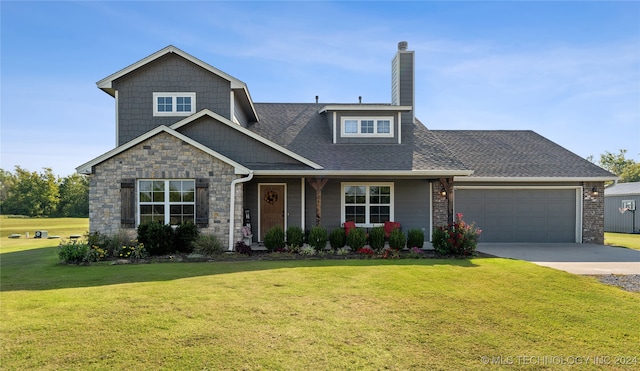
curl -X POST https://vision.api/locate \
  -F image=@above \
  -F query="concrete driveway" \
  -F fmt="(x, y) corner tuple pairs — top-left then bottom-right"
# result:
(476, 243), (640, 275)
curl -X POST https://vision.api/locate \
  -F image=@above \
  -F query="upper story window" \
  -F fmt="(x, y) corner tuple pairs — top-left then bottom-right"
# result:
(342, 117), (393, 137)
(153, 92), (196, 117)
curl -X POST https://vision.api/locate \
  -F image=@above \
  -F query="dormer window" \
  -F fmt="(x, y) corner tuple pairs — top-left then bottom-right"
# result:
(153, 92), (196, 116)
(342, 117), (393, 137)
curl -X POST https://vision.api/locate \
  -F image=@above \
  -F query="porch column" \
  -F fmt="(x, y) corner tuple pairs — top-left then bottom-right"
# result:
(307, 178), (328, 226)
(439, 177), (454, 226)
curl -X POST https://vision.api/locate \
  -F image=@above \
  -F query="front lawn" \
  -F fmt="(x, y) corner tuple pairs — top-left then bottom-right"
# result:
(1, 243), (638, 369)
(0, 216), (89, 253)
(606, 232), (640, 250)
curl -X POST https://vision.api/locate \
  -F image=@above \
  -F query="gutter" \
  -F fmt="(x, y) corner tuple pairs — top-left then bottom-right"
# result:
(228, 171), (254, 251)
(453, 176), (618, 182)
(252, 169), (474, 177)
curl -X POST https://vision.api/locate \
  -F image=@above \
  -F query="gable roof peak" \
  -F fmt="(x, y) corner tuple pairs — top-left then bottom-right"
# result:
(97, 45), (248, 94)
(95, 45), (258, 122)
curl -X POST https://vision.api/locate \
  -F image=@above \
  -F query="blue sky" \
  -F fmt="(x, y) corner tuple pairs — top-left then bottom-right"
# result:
(1, 1), (639, 177)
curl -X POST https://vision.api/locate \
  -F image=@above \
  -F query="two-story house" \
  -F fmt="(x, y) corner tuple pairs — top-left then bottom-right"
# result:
(77, 42), (616, 250)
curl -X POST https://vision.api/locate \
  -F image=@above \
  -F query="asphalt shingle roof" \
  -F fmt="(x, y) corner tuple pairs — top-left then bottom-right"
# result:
(432, 130), (615, 178)
(250, 103), (469, 172)
(247, 103), (614, 179)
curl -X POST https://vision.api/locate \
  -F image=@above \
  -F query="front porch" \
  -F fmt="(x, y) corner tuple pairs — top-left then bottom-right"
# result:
(238, 176), (456, 247)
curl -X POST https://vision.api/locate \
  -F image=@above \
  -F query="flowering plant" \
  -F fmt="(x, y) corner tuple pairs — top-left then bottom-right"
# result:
(87, 245), (107, 262)
(432, 213), (482, 256)
(242, 226), (252, 238)
(380, 247), (400, 259)
(407, 247), (424, 259)
(119, 243), (148, 259)
(356, 246), (375, 256)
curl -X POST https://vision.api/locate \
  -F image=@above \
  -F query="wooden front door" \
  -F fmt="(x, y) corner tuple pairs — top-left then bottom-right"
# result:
(260, 184), (285, 241)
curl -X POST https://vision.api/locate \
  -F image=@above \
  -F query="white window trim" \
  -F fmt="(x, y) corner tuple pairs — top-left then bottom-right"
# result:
(137, 179), (196, 226)
(153, 92), (196, 117)
(341, 117), (394, 138)
(341, 182), (394, 227)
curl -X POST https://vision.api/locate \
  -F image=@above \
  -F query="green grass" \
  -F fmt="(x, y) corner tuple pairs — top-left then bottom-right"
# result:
(2, 219), (639, 369)
(1, 253), (638, 369)
(0, 216), (89, 253)
(605, 232), (640, 250)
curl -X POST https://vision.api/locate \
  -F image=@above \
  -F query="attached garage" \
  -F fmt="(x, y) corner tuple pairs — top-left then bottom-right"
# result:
(455, 187), (580, 243)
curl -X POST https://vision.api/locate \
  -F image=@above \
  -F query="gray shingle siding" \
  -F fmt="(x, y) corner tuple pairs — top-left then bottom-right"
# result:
(392, 50), (414, 124)
(113, 53), (231, 145)
(176, 115), (309, 169)
(304, 180), (342, 230)
(333, 111), (399, 144)
(394, 179), (431, 232)
(299, 179), (430, 234)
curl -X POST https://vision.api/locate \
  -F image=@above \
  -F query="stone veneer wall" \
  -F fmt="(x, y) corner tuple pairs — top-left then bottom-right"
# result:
(582, 181), (605, 244)
(431, 181), (449, 233)
(89, 132), (244, 247)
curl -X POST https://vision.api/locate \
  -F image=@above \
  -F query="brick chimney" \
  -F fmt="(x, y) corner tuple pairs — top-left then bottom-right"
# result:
(391, 41), (415, 124)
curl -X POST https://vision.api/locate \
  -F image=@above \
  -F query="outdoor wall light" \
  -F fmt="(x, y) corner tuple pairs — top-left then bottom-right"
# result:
(591, 187), (599, 196)
(440, 187), (447, 197)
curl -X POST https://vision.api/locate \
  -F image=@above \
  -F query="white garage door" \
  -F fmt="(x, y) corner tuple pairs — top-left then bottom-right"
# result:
(455, 188), (578, 243)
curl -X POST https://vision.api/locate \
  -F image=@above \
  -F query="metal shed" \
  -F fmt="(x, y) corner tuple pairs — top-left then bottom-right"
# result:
(604, 182), (640, 233)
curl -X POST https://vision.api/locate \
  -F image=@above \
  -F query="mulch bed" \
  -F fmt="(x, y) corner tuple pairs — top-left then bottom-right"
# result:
(109, 249), (493, 264)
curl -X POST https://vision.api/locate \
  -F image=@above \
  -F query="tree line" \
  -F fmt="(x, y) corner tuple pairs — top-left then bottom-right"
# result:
(0, 167), (88, 217)
(588, 149), (640, 183)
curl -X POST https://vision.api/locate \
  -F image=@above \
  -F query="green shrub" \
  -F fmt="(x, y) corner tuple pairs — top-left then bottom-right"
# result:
(346, 228), (367, 251)
(407, 228), (424, 249)
(192, 234), (225, 256)
(108, 230), (137, 258)
(308, 226), (328, 251)
(58, 240), (90, 264)
(174, 222), (199, 253)
(329, 227), (346, 250)
(87, 230), (118, 258)
(286, 226), (304, 249)
(368, 226), (385, 252)
(87, 231), (107, 250)
(432, 213), (482, 256)
(389, 229), (406, 250)
(264, 226), (286, 252)
(137, 221), (175, 256)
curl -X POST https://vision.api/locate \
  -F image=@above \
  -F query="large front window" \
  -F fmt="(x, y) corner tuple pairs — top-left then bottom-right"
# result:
(342, 183), (393, 226)
(153, 92), (196, 116)
(139, 180), (195, 225)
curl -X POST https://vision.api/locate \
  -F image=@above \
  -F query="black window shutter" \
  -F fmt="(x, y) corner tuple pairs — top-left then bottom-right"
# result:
(121, 179), (136, 228)
(195, 178), (209, 227)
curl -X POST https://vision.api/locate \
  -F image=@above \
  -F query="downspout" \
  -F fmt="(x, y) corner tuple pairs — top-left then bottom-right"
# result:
(228, 171), (254, 251)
